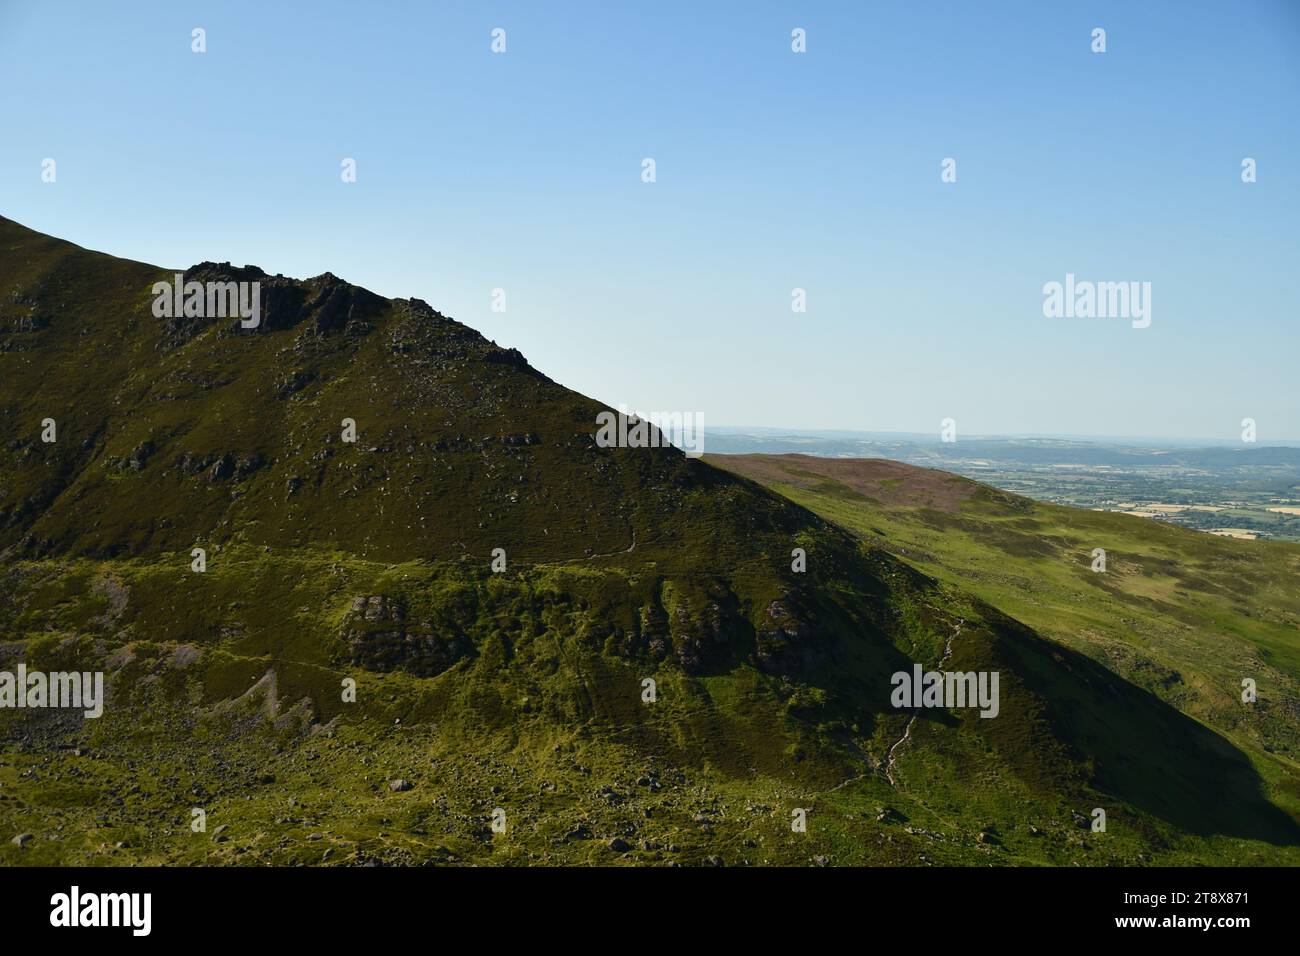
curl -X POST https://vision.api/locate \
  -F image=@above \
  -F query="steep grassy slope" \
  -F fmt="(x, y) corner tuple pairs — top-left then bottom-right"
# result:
(711, 454), (1300, 848)
(1, 216), (1296, 865)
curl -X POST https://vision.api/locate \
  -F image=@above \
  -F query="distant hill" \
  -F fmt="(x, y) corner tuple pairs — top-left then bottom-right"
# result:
(1, 216), (1296, 866)
(704, 431), (1300, 541)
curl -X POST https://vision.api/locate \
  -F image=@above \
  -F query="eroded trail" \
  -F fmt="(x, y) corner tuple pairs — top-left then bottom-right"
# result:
(561, 527), (636, 563)
(821, 616), (966, 798)
(882, 618), (964, 786)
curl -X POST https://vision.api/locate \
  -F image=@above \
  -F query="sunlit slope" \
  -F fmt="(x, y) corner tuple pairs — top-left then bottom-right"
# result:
(710, 453), (1300, 816)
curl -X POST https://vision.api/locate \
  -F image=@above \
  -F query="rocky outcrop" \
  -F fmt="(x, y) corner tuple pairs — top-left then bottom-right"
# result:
(342, 595), (475, 677)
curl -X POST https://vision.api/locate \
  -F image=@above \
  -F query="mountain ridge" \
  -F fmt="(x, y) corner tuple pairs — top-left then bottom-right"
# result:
(2, 216), (1296, 866)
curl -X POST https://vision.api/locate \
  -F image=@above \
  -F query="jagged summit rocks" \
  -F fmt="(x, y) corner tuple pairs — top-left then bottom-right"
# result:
(155, 261), (388, 347)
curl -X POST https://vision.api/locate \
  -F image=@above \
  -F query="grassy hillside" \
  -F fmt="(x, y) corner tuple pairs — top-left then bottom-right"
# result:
(711, 453), (1300, 853)
(1, 215), (1296, 866)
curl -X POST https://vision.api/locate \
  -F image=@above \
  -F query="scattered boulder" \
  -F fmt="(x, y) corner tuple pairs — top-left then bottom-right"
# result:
(128, 440), (155, 470)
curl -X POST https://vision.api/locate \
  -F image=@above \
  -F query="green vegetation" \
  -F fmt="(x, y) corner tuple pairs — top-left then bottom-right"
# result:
(1, 215), (1296, 866)
(712, 454), (1300, 860)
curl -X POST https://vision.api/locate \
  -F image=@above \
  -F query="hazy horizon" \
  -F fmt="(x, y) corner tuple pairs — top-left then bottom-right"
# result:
(704, 425), (1300, 446)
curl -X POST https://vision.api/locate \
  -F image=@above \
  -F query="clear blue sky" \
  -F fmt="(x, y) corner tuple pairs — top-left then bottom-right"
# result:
(2, 1), (1297, 440)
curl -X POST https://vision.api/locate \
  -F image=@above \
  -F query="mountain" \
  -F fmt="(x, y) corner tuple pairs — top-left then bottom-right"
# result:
(1, 215), (1296, 866)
